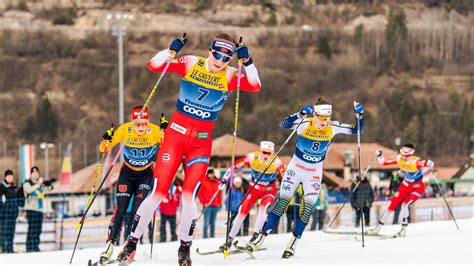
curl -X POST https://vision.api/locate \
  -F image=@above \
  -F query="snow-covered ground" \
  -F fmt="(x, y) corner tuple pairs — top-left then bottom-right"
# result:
(1, 218), (472, 265)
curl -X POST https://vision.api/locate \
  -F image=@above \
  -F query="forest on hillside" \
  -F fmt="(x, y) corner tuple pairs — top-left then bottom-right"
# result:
(0, 0), (472, 170)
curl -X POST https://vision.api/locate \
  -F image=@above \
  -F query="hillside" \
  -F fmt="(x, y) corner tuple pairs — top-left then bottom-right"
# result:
(0, 0), (473, 172)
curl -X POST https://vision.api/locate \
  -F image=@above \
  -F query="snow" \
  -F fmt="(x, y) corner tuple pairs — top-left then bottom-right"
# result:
(1, 218), (472, 265)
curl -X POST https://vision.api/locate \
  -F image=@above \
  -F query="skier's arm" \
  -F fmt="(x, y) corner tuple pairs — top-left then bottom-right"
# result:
(99, 124), (126, 153)
(275, 159), (286, 179)
(222, 154), (252, 182)
(331, 101), (365, 136)
(147, 50), (196, 78)
(227, 63), (261, 93)
(377, 154), (398, 166)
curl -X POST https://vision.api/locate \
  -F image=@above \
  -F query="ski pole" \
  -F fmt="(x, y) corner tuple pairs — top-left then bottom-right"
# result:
(355, 108), (365, 247)
(328, 155), (376, 228)
(432, 173), (459, 229)
(224, 36), (243, 258)
(69, 33), (187, 264)
(75, 125), (114, 231)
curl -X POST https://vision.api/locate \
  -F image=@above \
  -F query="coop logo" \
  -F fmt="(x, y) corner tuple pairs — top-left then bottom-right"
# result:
(303, 154), (322, 163)
(129, 159), (149, 166)
(183, 105), (211, 119)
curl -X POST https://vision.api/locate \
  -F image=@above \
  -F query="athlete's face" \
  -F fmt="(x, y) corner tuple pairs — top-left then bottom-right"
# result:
(260, 150), (273, 162)
(208, 50), (231, 73)
(134, 118), (149, 135)
(315, 114), (331, 128)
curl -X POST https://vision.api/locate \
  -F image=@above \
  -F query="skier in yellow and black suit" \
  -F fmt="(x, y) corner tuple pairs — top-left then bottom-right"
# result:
(98, 106), (167, 263)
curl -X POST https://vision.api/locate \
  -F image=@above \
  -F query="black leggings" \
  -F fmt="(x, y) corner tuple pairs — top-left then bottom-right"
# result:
(107, 165), (153, 243)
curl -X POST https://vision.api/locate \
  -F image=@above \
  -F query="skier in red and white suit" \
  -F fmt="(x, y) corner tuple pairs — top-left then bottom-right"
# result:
(370, 143), (434, 237)
(218, 141), (286, 250)
(117, 33), (261, 264)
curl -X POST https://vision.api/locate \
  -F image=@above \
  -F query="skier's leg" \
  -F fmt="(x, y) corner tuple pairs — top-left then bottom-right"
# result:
(294, 165), (321, 238)
(229, 187), (260, 239)
(254, 185), (276, 234)
(180, 146), (211, 242)
(108, 173), (134, 243)
(261, 164), (300, 235)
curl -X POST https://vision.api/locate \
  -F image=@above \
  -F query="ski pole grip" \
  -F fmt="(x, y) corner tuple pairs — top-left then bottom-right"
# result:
(170, 33), (187, 58)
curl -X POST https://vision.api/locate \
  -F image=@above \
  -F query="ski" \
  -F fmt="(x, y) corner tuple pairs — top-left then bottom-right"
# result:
(88, 258), (134, 266)
(355, 234), (400, 241)
(232, 241), (268, 259)
(195, 247), (223, 256)
(322, 230), (382, 236)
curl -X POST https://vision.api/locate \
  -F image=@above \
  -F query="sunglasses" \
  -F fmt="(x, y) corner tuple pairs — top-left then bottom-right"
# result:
(316, 115), (331, 122)
(212, 51), (231, 63)
(136, 122), (148, 127)
(262, 151), (272, 156)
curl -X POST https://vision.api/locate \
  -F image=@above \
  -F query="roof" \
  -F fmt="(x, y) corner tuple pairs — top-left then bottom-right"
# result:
(323, 171), (351, 188)
(324, 142), (399, 171)
(434, 167), (461, 180)
(211, 134), (260, 158)
(48, 162), (122, 194)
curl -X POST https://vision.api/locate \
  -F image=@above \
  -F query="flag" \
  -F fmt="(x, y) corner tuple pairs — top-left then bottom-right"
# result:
(60, 143), (73, 185)
(19, 144), (35, 183)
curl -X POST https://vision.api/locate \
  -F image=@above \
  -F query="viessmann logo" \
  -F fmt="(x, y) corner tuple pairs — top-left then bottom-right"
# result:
(183, 105), (211, 119)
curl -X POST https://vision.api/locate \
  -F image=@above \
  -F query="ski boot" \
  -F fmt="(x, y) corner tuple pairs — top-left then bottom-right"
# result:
(99, 240), (114, 263)
(282, 234), (298, 259)
(396, 224), (407, 237)
(178, 240), (192, 266)
(117, 237), (138, 262)
(218, 237), (234, 253)
(367, 221), (383, 235)
(248, 232), (259, 243)
(246, 233), (266, 252)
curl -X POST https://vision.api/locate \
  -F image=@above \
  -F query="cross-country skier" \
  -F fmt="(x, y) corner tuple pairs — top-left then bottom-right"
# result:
(98, 106), (166, 263)
(247, 96), (364, 259)
(117, 33), (261, 265)
(369, 143), (434, 237)
(218, 141), (286, 251)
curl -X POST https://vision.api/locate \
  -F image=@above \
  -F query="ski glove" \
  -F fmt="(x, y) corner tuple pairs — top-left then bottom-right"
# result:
(353, 101), (364, 118)
(169, 38), (187, 54)
(375, 149), (383, 157)
(425, 160), (434, 168)
(102, 127), (114, 141)
(160, 113), (169, 130)
(300, 105), (315, 117)
(236, 45), (253, 66)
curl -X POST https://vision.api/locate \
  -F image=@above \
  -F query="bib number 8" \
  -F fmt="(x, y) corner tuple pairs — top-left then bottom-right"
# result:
(311, 142), (320, 151)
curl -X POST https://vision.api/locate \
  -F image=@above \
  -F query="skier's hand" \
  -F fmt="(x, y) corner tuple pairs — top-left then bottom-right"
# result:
(102, 127), (114, 141)
(300, 105), (314, 117)
(169, 37), (187, 54)
(353, 101), (364, 119)
(236, 44), (253, 66)
(160, 113), (169, 130)
(425, 159), (434, 168)
(375, 149), (383, 157)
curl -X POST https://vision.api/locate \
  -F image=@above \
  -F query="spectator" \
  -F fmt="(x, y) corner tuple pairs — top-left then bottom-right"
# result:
(198, 168), (222, 238)
(225, 176), (247, 236)
(159, 180), (182, 242)
(0, 170), (21, 253)
(311, 183), (328, 231)
(388, 172), (403, 224)
(23, 166), (53, 252)
(351, 176), (374, 227)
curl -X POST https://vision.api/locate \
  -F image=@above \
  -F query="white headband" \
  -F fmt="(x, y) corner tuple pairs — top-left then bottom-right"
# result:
(260, 141), (275, 152)
(314, 104), (332, 116)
